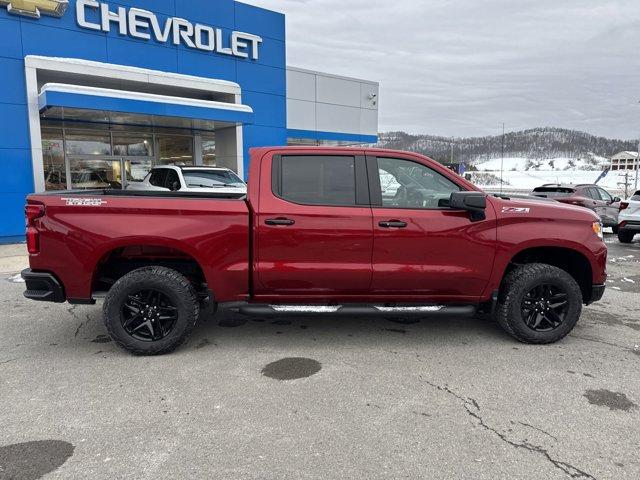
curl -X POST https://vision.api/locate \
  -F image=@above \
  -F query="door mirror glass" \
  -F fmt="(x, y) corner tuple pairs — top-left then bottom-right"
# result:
(613, 196), (621, 203)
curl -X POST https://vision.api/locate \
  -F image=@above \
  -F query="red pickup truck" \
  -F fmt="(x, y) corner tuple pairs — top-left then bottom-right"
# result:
(22, 147), (607, 355)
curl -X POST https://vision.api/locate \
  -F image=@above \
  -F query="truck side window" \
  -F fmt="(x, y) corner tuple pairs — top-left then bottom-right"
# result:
(164, 170), (181, 191)
(376, 157), (461, 209)
(278, 155), (356, 206)
(149, 170), (167, 188)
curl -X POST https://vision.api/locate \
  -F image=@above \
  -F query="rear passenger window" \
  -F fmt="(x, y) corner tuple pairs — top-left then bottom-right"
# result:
(277, 156), (356, 206)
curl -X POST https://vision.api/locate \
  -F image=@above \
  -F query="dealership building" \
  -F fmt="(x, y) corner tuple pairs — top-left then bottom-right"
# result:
(0, 0), (379, 242)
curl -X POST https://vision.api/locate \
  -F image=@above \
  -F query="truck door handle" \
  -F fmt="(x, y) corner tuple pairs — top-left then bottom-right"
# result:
(265, 218), (295, 226)
(379, 220), (408, 229)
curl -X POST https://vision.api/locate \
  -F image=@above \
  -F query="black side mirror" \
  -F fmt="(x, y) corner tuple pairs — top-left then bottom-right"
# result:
(613, 197), (621, 203)
(170, 181), (180, 192)
(449, 192), (487, 222)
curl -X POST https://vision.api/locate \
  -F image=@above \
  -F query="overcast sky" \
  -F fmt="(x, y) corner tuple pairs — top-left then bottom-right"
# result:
(245, 0), (640, 139)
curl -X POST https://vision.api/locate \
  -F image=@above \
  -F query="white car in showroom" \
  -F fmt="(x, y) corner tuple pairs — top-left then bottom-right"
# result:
(128, 166), (246, 195)
(618, 190), (640, 243)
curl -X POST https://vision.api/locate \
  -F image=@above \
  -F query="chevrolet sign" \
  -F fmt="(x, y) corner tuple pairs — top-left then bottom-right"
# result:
(77, 0), (263, 60)
(0, 0), (68, 18)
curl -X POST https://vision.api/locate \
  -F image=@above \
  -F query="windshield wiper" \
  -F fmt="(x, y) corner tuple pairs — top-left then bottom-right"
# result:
(188, 183), (242, 189)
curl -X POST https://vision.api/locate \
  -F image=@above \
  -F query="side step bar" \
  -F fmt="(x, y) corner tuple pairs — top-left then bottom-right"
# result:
(235, 304), (477, 317)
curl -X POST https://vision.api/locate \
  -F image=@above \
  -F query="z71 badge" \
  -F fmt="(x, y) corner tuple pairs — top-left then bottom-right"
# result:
(65, 198), (107, 207)
(502, 206), (531, 214)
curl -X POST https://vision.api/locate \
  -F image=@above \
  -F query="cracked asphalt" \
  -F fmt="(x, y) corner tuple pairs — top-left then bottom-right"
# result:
(1, 236), (639, 479)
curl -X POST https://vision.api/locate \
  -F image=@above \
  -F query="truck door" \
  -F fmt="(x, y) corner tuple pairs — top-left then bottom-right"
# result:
(367, 154), (497, 300)
(255, 153), (373, 297)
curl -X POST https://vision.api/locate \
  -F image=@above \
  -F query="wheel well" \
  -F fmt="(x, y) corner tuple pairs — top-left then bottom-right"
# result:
(93, 245), (207, 296)
(507, 247), (593, 301)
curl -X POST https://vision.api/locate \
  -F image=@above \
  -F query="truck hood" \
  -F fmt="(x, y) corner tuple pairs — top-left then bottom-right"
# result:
(491, 195), (600, 222)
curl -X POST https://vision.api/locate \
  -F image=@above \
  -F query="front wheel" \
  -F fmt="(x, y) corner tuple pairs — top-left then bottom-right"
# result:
(496, 263), (583, 344)
(103, 266), (199, 355)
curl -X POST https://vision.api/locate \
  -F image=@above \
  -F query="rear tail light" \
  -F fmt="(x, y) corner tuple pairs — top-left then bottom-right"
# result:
(25, 204), (45, 255)
(620, 202), (629, 211)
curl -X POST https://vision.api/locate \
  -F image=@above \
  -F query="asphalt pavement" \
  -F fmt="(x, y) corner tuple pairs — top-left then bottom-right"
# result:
(0, 236), (639, 480)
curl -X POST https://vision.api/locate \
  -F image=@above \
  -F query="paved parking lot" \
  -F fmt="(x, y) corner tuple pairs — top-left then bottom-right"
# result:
(1, 237), (639, 480)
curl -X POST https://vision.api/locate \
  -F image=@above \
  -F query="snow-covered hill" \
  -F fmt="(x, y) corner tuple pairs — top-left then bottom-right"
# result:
(377, 127), (636, 165)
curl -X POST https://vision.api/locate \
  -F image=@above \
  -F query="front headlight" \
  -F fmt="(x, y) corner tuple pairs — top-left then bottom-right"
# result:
(592, 221), (603, 240)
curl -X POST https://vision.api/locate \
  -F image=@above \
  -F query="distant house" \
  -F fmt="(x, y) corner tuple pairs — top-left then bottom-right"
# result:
(610, 151), (639, 171)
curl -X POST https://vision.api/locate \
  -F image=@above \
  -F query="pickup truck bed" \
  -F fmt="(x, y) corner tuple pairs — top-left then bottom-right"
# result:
(23, 147), (607, 355)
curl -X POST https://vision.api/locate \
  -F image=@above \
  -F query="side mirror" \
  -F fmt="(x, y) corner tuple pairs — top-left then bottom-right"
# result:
(613, 197), (621, 203)
(170, 181), (180, 192)
(449, 192), (487, 222)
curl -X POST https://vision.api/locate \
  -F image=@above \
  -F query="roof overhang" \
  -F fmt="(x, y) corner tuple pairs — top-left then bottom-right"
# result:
(38, 83), (254, 130)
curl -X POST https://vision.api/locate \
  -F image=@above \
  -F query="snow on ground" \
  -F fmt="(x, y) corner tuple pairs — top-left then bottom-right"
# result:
(471, 157), (637, 195)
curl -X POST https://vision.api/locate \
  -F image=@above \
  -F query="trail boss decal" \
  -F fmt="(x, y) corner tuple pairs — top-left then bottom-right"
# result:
(502, 207), (531, 214)
(65, 198), (108, 207)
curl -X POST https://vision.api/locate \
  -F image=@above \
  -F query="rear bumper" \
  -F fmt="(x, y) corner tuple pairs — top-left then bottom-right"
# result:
(21, 269), (65, 303)
(588, 284), (606, 305)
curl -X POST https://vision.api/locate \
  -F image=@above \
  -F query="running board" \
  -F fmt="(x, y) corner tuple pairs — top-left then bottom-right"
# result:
(235, 304), (477, 317)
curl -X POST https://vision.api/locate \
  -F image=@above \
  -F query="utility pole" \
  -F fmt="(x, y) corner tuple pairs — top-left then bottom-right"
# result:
(635, 138), (639, 191)
(500, 123), (505, 194)
(450, 137), (454, 165)
(619, 172), (632, 199)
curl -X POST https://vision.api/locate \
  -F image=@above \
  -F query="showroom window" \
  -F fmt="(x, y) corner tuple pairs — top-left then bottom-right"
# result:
(113, 134), (154, 157)
(41, 128), (66, 191)
(39, 123), (222, 190)
(278, 155), (357, 206)
(157, 135), (194, 166)
(202, 137), (216, 165)
(65, 131), (111, 156)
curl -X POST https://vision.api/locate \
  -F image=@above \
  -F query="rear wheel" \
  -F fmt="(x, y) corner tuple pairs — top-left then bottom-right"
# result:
(103, 266), (199, 355)
(618, 230), (635, 244)
(496, 263), (582, 344)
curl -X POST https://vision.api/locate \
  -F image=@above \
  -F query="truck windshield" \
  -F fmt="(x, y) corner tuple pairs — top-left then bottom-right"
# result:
(183, 170), (245, 188)
(532, 187), (575, 197)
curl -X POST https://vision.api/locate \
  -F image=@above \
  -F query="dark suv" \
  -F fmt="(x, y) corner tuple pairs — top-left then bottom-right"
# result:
(531, 184), (621, 231)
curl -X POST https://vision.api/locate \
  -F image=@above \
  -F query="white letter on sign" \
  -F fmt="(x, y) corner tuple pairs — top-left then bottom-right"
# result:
(76, 0), (101, 31)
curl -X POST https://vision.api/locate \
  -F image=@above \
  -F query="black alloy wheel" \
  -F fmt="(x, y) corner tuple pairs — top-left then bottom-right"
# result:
(122, 289), (179, 342)
(496, 263), (583, 344)
(103, 266), (199, 355)
(521, 284), (569, 332)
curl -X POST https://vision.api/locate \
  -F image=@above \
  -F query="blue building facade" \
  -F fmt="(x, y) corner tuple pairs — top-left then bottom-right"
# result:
(0, 0), (378, 242)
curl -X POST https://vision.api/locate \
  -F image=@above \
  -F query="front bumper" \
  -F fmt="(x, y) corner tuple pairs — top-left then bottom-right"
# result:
(588, 284), (606, 305)
(619, 220), (640, 232)
(21, 269), (65, 303)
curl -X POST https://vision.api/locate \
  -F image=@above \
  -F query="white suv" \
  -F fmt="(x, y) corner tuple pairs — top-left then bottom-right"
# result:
(128, 166), (246, 195)
(618, 190), (640, 243)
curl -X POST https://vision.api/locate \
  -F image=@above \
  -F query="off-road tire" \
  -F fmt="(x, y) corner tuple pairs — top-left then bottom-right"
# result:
(618, 230), (635, 244)
(496, 263), (582, 344)
(103, 266), (199, 355)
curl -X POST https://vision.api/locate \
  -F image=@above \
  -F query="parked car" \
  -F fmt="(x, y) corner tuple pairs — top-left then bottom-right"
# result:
(531, 184), (621, 231)
(128, 166), (246, 195)
(618, 190), (640, 243)
(22, 147), (607, 355)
